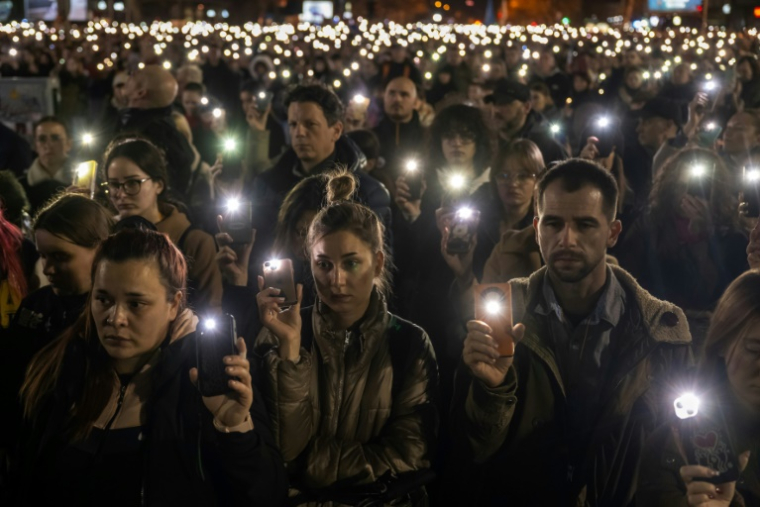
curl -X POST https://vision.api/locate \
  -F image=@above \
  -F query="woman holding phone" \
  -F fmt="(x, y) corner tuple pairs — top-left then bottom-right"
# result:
(254, 173), (438, 505)
(103, 136), (223, 313)
(12, 227), (286, 506)
(637, 269), (760, 506)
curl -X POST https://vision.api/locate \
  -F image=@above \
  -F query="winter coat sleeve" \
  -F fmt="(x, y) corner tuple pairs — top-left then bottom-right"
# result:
(184, 229), (224, 313)
(205, 381), (289, 507)
(455, 361), (519, 463)
(300, 330), (439, 489)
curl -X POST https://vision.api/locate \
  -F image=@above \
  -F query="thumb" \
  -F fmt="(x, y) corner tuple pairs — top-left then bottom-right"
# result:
(294, 284), (304, 311)
(511, 323), (525, 343)
(739, 450), (751, 473)
(189, 367), (199, 386)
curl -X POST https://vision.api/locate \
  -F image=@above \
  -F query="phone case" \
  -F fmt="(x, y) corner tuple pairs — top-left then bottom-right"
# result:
(406, 172), (423, 200)
(743, 175), (760, 218)
(263, 259), (298, 306)
(474, 283), (514, 357)
(446, 210), (481, 255)
(196, 314), (237, 397)
(73, 160), (97, 190)
(682, 406), (740, 484)
(223, 202), (253, 244)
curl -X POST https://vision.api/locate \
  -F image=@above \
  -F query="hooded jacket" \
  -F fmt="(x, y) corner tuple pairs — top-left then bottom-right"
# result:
(15, 309), (287, 507)
(254, 292), (439, 496)
(155, 204), (223, 313)
(453, 265), (693, 506)
(372, 110), (427, 176)
(509, 109), (568, 166)
(247, 135), (391, 275)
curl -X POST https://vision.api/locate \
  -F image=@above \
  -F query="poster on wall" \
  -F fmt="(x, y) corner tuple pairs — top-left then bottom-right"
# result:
(648, 0), (701, 12)
(26, 0), (88, 21)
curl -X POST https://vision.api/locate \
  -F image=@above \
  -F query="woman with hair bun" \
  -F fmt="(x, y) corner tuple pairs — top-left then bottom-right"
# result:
(255, 172), (439, 505)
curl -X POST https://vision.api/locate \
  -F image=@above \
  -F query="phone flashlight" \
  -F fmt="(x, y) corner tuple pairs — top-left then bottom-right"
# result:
(213, 108), (222, 119)
(226, 198), (241, 213)
(82, 133), (94, 145)
(705, 122), (717, 131)
(597, 117), (610, 128)
(550, 124), (561, 134)
(406, 160), (419, 173)
(703, 81), (717, 92)
(201, 96), (209, 105)
(449, 174), (466, 191)
(690, 165), (707, 178)
(485, 298), (502, 316)
(224, 138), (236, 152)
(482, 63), (491, 72)
(264, 259), (282, 271)
(203, 318), (217, 331)
(456, 207), (474, 220)
(746, 168), (760, 182)
(77, 162), (91, 179)
(353, 93), (367, 104)
(258, 91), (267, 100)
(674, 392), (700, 420)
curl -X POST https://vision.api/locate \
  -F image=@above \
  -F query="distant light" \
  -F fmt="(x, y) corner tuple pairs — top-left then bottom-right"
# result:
(258, 92), (267, 99)
(8, 48), (16, 57)
(212, 108), (222, 119)
(163, 61), (171, 70)
(433, 13), (443, 23)
(353, 93), (367, 104)
(221, 9), (229, 18)
(207, 9), (216, 17)
(673, 15), (682, 26)
(333, 79), (342, 88)
(722, 3), (731, 14)
(113, 1), (124, 11)
(482, 63), (490, 72)
(425, 72), (433, 80)
(97, 0), (107, 9)
(268, 71), (276, 80)
(282, 69), (291, 79)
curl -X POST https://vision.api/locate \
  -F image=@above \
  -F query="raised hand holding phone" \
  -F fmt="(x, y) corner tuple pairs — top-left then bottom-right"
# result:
(679, 450), (751, 506)
(463, 319), (525, 388)
(256, 273), (303, 362)
(440, 223), (476, 285)
(395, 171), (426, 222)
(215, 215), (255, 286)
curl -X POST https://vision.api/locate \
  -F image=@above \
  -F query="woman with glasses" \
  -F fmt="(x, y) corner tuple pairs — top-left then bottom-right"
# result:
(103, 136), (223, 314)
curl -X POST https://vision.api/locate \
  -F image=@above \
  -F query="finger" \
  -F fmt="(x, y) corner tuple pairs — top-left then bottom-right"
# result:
(215, 232), (234, 248)
(680, 465), (719, 483)
(511, 323), (526, 343)
(686, 493), (711, 505)
(258, 275), (265, 292)
(465, 340), (501, 358)
(189, 367), (199, 386)
(738, 450), (751, 472)
(225, 365), (252, 385)
(235, 336), (247, 358)
(227, 378), (253, 399)
(465, 351), (498, 366)
(466, 320), (493, 335)
(685, 481), (718, 496)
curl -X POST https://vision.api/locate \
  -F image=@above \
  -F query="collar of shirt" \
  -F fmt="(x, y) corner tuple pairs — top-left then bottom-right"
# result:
(27, 157), (73, 187)
(535, 265), (626, 328)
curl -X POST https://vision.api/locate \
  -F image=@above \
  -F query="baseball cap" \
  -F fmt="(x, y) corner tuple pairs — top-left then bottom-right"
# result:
(641, 97), (683, 127)
(484, 79), (531, 105)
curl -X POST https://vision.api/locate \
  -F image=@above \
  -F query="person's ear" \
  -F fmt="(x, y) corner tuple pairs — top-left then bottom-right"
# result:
(331, 120), (343, 141)
(374, 250), (385, 278)
(533, 215), (540, 242)
(608, 219), (623, 248)
(168, 291), (182, 321)
(154, 178), (166, 196)
(523, 101), (532, 114)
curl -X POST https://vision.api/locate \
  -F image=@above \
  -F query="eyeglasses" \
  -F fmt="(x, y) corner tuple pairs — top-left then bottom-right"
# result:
(103, 177), (152, 196)
(495, 172), (536, 184)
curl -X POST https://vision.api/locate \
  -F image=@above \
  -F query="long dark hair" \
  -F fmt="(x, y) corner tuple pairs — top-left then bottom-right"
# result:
(429, 104), (493, 174)
(21, 228), (187, 441)
(103, 136), (170, 195)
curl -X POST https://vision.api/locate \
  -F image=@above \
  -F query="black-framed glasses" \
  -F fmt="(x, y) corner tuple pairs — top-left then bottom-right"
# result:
(102, 177), (152, 196)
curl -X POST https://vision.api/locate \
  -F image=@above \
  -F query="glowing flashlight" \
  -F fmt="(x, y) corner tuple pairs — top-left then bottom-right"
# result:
(82, 133), (94, 145)
(705, 122), (717, 131)
(550, 124), (560, 134)
(224, 138), (236, 152)
(353, 93), (367, 104)
(203, 318), (217, 331)
(405, 160), (419, 173)
(77, 162), (91, 178)
(212, 108), (222, 119)
(201, 96), (209, 105)
(226, 198), (241, 213)
(746, 168), (760, 182)
(597, 116), (610, 128)
(258, 91), (267, 99)
(485, 299), (502, 316)
(449, 174), (466, 190)
(456, 207), (474, 220)
(690, 165), (707, 178)
(674, 392), (700, 420)
(265, 259), (282, 271)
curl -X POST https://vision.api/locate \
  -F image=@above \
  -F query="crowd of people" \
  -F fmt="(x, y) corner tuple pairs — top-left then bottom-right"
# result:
(1, 16), (760, 506)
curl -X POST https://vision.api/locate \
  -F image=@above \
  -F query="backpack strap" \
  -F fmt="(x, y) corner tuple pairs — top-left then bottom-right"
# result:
(176, 225), (198, 254)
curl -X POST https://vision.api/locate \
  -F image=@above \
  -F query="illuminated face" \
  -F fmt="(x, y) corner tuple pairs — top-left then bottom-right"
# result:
(34, 122), (72, 170)
(442, 132), (476, 167)
(35, 229), (97, 296)
(106, 157), (164, 220)
(494, 163), (537, 211)
(724, 317), (760, 410)
(383, 78), (418, 123)
(93, 259), (181, 374)
(535, 181), (620, 284)
(287, 102), (342, 169)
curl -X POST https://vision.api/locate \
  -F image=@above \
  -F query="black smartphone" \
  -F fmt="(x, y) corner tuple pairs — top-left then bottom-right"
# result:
(446, 208), (481, 255)
(263, 259), (298, 307)
(253, 90), (273, 113)
(680, 403), (740, 484)
(404, 160), (423, 200)
(196, 314), (237, 397)
(686, 165), (713, 201)
(742, 167), (760, 218)
(223, 200), (253, 244)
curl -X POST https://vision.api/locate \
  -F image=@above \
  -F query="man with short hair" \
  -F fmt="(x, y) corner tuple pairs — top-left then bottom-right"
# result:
(181, 82), (206, 123)
(110, 64), (195, 197)
(373, 76), (427, 177)
(247, 84), (391, 272)
(486, 79), (568, 165)
(22, 117), (74, 212)
(531, 48), (571, 106)
(453, 159), (692, 506)
(379, 43), (422, 84)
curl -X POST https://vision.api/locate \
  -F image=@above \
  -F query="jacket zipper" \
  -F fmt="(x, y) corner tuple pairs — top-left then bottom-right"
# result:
(94, 380), (128, 461)
(331, 330), (351, 434)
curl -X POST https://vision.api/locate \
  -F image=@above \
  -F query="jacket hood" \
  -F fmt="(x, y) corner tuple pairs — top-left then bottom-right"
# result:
(510, 264), (691, 345)
(249, 54), (276, 77)
(170, 308), (198, 344)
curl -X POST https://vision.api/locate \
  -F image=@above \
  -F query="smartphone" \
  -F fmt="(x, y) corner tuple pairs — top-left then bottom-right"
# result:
(404, 160), (423, 200)
(253, 90), (273, 113)
(742, 167), (760, 218)
(222, 200), (253, 244)
(474, 283), (514, 357)
(73, 160), (97, 191)
(686, 165), (713, 201)
(446, 208), (480, 255)
(681, 404), (741, 484)
(263, 259), (297, 307)
(696, 121), (723, 149)
(700, 81), (721, 114)
(196, 314), (237, 397)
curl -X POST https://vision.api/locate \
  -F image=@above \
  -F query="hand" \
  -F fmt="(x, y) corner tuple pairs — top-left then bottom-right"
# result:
(203, 155), (224, 201)
(748, 220), (760, 269)
(394, 175), (425, 221)
(215, 215), (255, 286)
(440, 224), (475, 284)
(580, 136), (601, 161)
(256, 276), (304, 362)
(679, 451), (751, 506)
(685, 93), (709, 139)
(246, 104), (270, 131)
(189, 337), (253, 428)
(680, 194), (712, 235)
(463, 320), (525, 388)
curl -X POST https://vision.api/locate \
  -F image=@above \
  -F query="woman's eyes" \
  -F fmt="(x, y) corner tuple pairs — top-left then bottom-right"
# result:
(344, 260), (360, 269)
